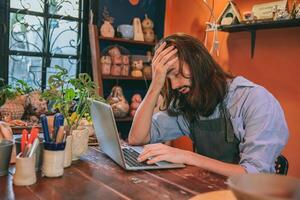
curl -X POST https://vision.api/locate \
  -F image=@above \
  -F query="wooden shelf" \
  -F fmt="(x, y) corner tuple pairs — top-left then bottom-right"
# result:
(115, 116), (133, 122)
(102, 75), (151, 81)
(218, 19), (300, 58)
(219, 18), (300, 32)
(99, 36), (156, 46)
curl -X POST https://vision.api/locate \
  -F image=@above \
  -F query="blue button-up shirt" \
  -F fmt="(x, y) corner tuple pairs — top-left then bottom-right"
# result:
(150, 76), (289, 173)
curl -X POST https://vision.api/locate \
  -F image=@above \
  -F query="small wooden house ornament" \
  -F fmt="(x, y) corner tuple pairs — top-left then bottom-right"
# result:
(217, 1), (242, 25)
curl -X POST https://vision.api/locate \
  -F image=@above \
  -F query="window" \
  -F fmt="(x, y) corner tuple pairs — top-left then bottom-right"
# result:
(8, 0), (84, 89)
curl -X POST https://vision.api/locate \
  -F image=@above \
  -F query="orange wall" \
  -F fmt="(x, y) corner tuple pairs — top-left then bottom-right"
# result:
(165, 0), (300, 178)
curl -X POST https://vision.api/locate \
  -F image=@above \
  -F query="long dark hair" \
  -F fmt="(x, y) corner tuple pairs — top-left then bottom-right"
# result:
(156, 33), (234, 121)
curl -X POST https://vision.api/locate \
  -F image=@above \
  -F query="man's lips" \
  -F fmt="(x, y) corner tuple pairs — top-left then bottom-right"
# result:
(179, 87), (190, 94)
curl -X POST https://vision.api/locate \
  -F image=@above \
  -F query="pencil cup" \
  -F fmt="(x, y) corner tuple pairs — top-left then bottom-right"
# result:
(13, 153), (37, 186)
(42, 142), (65, 177)
(63, 135), (72, 168)
(71, 127), (89, 161)
(15, 136), (44, 171)
(0, 140), (13, 176)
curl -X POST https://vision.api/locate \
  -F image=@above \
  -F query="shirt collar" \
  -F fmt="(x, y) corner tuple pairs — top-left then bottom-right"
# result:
(229, 76), (255, 92)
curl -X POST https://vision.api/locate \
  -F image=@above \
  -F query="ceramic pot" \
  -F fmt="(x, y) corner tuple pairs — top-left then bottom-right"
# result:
(0, 140), (13, 176)
(13, 154), (36, 186)
(63, 135), (73, 168)
(71, 127), (89, 161)
(42, 149), (65, 177)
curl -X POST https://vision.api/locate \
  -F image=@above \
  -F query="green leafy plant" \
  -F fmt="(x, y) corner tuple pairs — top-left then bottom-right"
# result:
(42, 65), (105, 129)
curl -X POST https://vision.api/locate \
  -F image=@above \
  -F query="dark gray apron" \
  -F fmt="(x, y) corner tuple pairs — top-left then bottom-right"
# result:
(190, 104), (240, 164)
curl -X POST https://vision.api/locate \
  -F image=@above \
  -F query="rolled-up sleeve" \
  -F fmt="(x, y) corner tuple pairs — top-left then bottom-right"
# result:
(238, 86), (289, 173)
(150, 111), (189, 143)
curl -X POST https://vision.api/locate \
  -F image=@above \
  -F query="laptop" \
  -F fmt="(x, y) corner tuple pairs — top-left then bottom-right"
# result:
(90, 100), (185, 170)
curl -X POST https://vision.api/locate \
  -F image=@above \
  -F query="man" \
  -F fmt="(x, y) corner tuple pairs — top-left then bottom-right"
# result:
(128, 33), (289, 176)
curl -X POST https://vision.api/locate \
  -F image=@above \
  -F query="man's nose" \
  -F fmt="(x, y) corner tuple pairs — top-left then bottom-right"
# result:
(171, 80), (181, 90)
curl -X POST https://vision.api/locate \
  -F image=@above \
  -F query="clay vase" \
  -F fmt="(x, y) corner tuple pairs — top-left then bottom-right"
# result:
(71, 127), (89, 161)
(100, 20), (115, 38)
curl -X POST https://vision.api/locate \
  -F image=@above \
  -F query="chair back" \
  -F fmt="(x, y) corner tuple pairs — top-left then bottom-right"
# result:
(275, 155), (288, 175)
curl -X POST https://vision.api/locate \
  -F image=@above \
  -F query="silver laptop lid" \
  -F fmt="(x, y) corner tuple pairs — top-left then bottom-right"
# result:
(90, 100), (125, 167)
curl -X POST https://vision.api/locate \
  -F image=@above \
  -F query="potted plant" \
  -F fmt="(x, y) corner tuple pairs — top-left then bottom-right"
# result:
(43, 65), (105, 162)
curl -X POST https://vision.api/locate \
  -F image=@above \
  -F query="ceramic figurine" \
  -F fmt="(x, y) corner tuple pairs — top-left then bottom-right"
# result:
(243, 11), (255, 23)
(133, 18), (144, 41)
(295, 4), (300, 19)
(110, 64), (122, 76)
(142, 14), (155, 42)
(273, 6), (290, 21)
(130, 94), (142, 117)
(108, 46), (121, 57)
(24, 91), (48, 122)
(101, 56), (112, 75)
(131, 60), (143, 77)
(107, 86), (129, 118)
(121, 55), (130, 76)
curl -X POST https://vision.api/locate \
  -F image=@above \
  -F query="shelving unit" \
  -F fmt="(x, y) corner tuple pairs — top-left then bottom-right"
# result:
(89, 24), (154, 139)
(218, 18), (300, 58)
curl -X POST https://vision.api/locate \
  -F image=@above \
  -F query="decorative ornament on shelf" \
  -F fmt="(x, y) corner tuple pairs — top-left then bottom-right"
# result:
(142, 14), (155, 43)
(100, 6), (115, 38)
(131, 60), (143, 77)
(203, 0), (220, 56)
(133, 17), (144, 41)
(130, 94), (142, 117)
(217, 0), (242, 25)
(291, 1), (300, 19)
(129, 0), (139, 6)
(101, 56), (112, 75)
(273, 4), (290, 21)
(252, 0), (287, 21)
(243, 11), (256, 24)
(107, 86), (129, 118)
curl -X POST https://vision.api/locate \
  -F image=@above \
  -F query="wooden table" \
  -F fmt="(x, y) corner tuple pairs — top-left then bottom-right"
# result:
(1, 147), (227, 200)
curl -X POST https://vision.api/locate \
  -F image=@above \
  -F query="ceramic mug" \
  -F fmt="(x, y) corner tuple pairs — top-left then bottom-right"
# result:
(13, 153), (36, 186)
(0, 139), (13, 176)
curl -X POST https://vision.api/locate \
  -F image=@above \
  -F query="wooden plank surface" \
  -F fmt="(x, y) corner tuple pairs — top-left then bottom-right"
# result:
(2, 147), (227, 200)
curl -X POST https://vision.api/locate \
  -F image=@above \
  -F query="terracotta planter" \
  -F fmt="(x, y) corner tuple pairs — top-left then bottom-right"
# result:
(71, 127), (89, 161)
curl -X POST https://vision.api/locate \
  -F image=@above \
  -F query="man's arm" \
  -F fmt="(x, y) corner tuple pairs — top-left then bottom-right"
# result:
(128, 43), (178, 145)
(138, 143), (246, 177)
(128, 86), (161, 145)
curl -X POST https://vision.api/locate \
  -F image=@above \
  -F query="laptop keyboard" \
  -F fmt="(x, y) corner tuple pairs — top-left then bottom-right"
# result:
(122, 148), (156, 167)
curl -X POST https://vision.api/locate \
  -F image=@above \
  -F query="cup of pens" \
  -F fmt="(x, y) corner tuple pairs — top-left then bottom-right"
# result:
(40, 113), (67, 177)
(13, 128), (40, 186)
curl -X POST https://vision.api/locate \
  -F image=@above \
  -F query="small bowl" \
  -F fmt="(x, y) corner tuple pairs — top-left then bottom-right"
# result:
(227, 173), (300, 200)
(117, 24), (133, 39)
